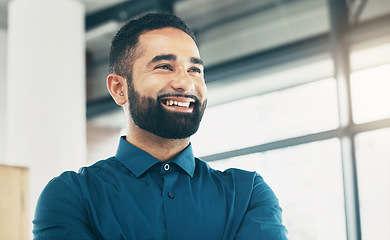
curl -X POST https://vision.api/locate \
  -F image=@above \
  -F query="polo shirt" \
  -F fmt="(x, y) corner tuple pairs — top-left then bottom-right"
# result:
(33, 136), (288, 239)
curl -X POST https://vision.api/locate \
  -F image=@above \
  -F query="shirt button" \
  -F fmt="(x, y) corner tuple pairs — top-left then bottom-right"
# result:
(163, 163), (170, 171)
(167, 192), (175, 199)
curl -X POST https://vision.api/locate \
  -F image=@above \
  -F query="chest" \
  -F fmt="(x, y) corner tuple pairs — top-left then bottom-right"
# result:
(86, 173), (240, 240)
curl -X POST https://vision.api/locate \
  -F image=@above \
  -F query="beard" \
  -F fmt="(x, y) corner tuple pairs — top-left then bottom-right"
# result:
(127, 83), (207, 139)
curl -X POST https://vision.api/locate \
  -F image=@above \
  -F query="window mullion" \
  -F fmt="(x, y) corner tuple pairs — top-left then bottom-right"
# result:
(328, 0), (362, 240)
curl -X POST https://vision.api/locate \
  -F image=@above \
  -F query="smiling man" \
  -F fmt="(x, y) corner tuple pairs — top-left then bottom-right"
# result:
(33, 13), (288, 239)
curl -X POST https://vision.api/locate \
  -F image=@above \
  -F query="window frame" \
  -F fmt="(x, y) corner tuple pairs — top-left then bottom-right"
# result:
(199, 3), (390, 240)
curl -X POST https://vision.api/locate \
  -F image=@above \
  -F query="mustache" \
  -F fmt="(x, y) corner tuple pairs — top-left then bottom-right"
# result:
(157, 93), (201, 103)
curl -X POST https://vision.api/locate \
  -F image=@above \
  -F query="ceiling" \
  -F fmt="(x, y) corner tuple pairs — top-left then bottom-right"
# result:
(1, 0), (329, 125)
(1, 0), (389, 114)
(0, 0), (332, 106)
(0, 0), (128, 28)
(84, 0), (330, 106)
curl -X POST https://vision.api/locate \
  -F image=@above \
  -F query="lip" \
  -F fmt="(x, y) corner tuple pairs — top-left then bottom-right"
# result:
(160, 96), (195, 103)
(159, 96), (195, 113)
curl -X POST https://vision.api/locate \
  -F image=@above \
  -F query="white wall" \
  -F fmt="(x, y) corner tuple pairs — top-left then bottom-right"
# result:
(7, 0), (87, 232)
(0, 28), (6, 164)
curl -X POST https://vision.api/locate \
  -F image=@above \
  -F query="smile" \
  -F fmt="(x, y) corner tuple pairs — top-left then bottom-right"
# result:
(160, 96), (195, 113)
(165, 100), (190, 108)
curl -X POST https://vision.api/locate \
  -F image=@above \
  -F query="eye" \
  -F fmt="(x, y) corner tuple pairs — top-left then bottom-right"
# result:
(156, 64), (173, 71)
(188, 67), (202, 73)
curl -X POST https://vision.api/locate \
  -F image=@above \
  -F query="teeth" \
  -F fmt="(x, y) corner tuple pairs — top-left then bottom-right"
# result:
(178, 102), (190, 107)
(165, 100), (190, 108)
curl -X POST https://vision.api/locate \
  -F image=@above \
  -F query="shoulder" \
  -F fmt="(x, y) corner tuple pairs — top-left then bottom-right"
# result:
(79, 156), (123, 175)
(196, 157), (258, 177)
(194, 158), (281, 211)
(195, 158), (263, 190)
(42, 157), (122, 194)
(195, 158), (278, 201)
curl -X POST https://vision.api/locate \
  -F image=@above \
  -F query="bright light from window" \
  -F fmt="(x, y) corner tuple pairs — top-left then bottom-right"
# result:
(355, 128), (390, 240)
(351, 64), (390, 124)
(208, 139), (346, 240)
(192, 79), (339, 157)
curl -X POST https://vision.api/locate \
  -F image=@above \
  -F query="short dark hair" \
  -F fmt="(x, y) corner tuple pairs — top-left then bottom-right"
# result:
(109, 12), (196, 81)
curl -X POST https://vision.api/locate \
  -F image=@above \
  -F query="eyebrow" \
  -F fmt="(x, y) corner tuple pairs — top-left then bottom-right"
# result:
(191, 57), (204, 66)
(147, 54), (204, 66)
(148, 54), (176, 65)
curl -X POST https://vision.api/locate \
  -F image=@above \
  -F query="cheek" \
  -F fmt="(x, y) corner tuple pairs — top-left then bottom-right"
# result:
(197, 82), (208, 101)
(133, 76), (166, 96)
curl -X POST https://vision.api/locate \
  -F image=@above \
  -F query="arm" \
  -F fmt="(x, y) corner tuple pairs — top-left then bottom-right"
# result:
(235, 173), (288, 239)
(33, 173), (96, 240)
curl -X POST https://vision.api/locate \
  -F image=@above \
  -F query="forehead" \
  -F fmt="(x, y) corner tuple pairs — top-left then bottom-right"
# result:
(136, 27), (200, 60)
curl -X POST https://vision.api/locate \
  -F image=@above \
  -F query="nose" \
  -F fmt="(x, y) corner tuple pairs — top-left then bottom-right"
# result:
(171, 68), (195, 93)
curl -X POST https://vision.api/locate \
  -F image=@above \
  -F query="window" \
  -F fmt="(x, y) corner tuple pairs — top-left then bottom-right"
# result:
(351, 64), (390, 124)
(355, 128), (390, 240)
(209, 139), (346, 240)
(192, 79), (339, 157)
(191, 40), (390, 239)
(357, 0), (390, 23)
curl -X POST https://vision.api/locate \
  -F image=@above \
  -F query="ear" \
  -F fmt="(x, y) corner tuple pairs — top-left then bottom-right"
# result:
(107, 73), (127, 106)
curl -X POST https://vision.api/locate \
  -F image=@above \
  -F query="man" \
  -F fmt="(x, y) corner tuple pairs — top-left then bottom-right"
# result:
(33, 13), (288, 239)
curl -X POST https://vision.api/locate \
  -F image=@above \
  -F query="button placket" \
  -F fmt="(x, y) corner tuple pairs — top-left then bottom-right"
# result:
(163, 163), (170, 171)
(167, 192), (175, 199)
(161, 165), (175, 201)
(161, 168), (180, 236)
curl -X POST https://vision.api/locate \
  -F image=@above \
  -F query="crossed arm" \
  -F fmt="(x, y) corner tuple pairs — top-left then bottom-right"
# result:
(33, 172), (288, 239)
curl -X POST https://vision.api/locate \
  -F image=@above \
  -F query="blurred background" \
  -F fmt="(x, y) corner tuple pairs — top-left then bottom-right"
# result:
(0, 0), (389, 239)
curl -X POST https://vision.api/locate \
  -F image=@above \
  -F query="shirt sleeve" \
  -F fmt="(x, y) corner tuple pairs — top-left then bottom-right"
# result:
(33, 172), (96, 240)
(235, 173), (288, 240)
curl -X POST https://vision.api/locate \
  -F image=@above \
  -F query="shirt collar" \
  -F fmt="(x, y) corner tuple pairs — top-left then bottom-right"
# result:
(169, 142), (195, 178)
(115, 136), (195, 178)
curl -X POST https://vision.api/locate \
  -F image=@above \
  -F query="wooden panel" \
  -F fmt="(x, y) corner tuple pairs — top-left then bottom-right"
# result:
(0, 164), (29, 240)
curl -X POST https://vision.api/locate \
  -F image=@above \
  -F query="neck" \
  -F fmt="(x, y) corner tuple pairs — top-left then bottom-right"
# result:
(126, 124), (190, 162)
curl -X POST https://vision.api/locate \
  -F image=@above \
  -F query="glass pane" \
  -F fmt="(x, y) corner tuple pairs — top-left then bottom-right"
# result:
(358, 0), (390, 23)
(208, 139), (346, 240)
(351, 64), (390, 124)
(355, 128), (390, 240)
(177, 0), (330, 66)
(193, 79), (339, 156)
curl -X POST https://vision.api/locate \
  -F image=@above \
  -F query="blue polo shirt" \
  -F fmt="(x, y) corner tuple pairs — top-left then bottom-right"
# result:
(33, 136), (288, 239)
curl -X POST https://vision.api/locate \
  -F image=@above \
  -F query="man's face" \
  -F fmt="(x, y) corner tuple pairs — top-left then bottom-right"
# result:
(127, 27), (207, 139)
